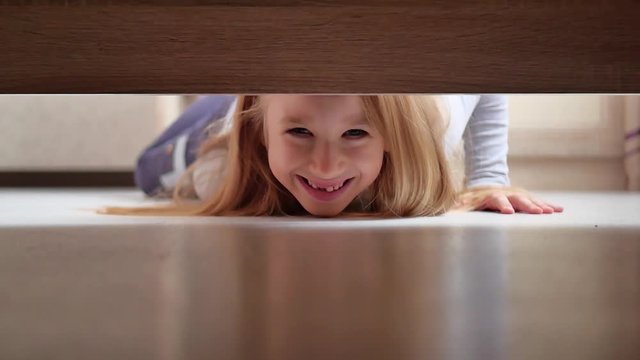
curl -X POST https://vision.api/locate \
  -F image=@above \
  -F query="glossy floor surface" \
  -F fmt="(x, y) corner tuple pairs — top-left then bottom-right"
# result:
(1, 190), (639, 360)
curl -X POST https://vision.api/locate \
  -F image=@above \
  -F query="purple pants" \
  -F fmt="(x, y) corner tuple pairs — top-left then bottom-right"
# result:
(134, 95), (236, 196)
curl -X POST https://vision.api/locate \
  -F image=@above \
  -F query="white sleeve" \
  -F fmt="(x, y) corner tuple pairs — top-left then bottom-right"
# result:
(192, 98), (236, 200)
(462, 94), (511, 188)
(192, 148), (228, 200)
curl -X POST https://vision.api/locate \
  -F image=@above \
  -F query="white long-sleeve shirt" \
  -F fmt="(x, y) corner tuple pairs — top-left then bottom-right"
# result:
(192, 95), (510, 199)
(442, 94), (510, 188)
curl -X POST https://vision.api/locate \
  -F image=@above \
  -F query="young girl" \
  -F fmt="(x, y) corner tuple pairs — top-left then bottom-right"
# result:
(111, 95), (562, 217)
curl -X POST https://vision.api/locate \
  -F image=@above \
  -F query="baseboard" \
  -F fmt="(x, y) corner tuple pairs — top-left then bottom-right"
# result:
(508, 157), (627, 191)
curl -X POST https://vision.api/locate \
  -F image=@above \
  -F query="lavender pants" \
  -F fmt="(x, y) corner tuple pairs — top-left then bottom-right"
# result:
(134, 95), (236, 196)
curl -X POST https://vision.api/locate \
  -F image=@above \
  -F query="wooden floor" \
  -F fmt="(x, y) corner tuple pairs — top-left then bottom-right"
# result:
(0, 189), (638, 359)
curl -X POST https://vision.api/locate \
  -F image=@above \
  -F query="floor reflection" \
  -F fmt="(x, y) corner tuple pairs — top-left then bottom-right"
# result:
(0, 225), (638, 360)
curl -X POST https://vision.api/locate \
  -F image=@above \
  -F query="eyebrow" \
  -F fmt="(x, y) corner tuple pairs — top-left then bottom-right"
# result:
(280, 115), (369, 127)
(281, 116), (306, 126)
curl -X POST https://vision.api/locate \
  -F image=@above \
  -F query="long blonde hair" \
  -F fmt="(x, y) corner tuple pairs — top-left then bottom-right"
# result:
(102, 95), (458, 217)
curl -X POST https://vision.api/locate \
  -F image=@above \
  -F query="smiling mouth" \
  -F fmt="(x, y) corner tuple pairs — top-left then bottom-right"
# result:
(297, 175), (354, 193)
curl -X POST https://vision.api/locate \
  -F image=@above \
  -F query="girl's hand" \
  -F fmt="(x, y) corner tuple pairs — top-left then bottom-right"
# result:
(455, 186), (564, 214)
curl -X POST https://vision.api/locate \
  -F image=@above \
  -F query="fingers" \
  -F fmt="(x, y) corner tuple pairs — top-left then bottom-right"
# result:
(548, 203), (564, 212)
(508, 194), (543, 214)
(509, 194), (564, 214)
(530, 198), (555, 214)
(481, 193), (515, 214)
(460, 187), (564, 215)
(530, 197), (564, 214)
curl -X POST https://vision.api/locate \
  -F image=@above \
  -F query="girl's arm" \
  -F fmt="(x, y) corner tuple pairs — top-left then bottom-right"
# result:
(134, 95), (236, 196)
(463, 94), (510, 188)
(461, 95), (563, 214)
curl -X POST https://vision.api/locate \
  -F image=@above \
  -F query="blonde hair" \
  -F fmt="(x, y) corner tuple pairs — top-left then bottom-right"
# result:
(102, 95), (459, 217)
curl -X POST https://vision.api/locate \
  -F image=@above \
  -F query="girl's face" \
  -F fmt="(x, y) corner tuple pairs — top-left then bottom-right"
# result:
(262, 95), (385, 217)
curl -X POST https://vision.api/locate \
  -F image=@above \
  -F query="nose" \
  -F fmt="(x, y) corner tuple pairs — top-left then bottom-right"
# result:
(309, 140), (346, 178)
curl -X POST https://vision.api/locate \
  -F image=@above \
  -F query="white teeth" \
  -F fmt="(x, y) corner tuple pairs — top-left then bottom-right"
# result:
(306, 178), (347, 192)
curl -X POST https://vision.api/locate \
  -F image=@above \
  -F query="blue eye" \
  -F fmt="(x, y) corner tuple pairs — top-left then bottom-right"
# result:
(344, 129), (368, 138)
(287, 128), (312, 137)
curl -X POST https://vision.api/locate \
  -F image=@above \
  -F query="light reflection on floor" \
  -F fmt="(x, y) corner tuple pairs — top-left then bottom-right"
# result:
(0, 223), (638, 360)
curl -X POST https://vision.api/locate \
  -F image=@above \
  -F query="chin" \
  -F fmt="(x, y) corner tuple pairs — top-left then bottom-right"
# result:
(303, 204), (347, 217)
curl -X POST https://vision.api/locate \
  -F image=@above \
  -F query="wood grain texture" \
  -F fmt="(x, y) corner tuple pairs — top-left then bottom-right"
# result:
(0, 171), (135, 187)
(0, 0), (499, 6)
(1, 224), (639, 359)
(1, 1), (638, 93)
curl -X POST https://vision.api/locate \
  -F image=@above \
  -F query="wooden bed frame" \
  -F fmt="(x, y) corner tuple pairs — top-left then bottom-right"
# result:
(1, 0), (638, 93)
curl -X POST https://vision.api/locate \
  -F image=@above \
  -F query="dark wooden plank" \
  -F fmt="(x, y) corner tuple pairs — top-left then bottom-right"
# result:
(0, 1), (638, 93)
(0, 171), (135, 187)
(0, 0), (504, 6)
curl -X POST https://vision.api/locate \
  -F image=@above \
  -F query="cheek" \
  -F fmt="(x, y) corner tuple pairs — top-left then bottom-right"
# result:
(267, 140), (305, 179)
(351, 143), (385, 177)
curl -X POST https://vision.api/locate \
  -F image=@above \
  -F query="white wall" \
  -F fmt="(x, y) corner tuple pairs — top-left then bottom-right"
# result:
(0, 95), (181, 170)
(506, 95), (627, 190)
